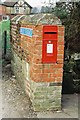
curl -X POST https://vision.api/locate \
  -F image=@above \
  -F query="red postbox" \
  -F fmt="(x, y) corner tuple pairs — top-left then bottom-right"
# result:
(42, 26), (58, 63)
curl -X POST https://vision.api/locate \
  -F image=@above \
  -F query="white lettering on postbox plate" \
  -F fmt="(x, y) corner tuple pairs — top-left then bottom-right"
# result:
(47, 44), (53, 53)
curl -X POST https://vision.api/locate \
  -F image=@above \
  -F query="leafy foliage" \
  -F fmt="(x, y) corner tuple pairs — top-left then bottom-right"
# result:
(40, 5), (53, 13)
(53, 1), (80, 54)
(53, 2), (70, 20)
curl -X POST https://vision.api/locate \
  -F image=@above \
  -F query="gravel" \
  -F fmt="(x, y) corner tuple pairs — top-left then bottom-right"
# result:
(2, 62), (38, 118)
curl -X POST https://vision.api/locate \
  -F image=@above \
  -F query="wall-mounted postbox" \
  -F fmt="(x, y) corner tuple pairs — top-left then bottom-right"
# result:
(42, 26), (58, 63)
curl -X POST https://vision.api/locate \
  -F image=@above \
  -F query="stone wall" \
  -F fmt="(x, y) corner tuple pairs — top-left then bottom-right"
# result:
(11, 14), (64, 111)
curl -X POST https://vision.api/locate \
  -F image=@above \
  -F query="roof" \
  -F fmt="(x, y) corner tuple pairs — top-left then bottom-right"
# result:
(24, 1), (32, 8)
(12, 13), (62, 25)
(3, 0), (18, 7)
(3, 0), (32, 8)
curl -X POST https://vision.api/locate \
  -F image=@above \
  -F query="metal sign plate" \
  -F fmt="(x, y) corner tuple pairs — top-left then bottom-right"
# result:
(20, 27), (33, 37)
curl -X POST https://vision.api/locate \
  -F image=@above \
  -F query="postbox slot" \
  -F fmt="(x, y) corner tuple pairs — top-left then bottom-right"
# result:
(43, 32), (57, 40)
(44, 32), (57, 34)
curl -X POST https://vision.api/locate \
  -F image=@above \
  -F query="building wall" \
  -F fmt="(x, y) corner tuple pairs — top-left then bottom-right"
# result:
(25, 7), (31, 14)
(14, 6), (31, 15)
(10, 7), (14, 14)
(0, 5), (6, 15)
(11, 18), (64, 111)
(5, 6), (31, 15)
(0, 1), (32, 16)
(19, 7), (25, 14)
(6, 7), (11, 14)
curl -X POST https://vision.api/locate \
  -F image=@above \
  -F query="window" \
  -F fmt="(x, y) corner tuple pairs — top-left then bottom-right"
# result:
(15, 7), (19, 13)
(23, 4), (27, 12)
(24, 6), (26, 10)
(14, 4), (19, 13)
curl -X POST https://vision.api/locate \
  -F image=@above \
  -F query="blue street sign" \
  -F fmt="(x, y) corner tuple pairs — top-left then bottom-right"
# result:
(20, 27), (33, 37)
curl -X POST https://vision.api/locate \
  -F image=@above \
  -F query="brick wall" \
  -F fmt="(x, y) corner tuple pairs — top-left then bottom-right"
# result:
(0, 5), (6, 15)
(11, 14), (64, 111)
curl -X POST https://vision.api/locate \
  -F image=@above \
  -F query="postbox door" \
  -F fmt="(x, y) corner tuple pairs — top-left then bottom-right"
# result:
(42, 26), (58, 63)
(42, 40), (57, 63)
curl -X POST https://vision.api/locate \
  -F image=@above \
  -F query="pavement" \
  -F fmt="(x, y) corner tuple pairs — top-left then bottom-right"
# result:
(0, 79), (2, 120)
(0, 62), (79, 119)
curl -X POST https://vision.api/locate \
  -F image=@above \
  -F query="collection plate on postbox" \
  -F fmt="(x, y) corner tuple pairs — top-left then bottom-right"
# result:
(42, 25), (58, 63)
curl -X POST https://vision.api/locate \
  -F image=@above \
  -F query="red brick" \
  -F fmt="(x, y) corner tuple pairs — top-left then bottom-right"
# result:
(58, 36), (64, 42)
(58, 26), (64, 31)
(58, 31), (64, 36)
(43, 78), (55, 82)
(55, 69), (63, 73)
(58, 45), (64, 51)
(55, 77), (62, 82)
(57, 54), (64, 59)
(57, 59), (64, 64)
(34, 45), (42, 50)
(33, 69), (42, 73)
(58, 42), (64, 45)
(43, 68), (54, 73)
(57, 50), (64, 54)
(35, 37), (42, 41)
(35, 25), (43, 30)
(55, 73), (63, 77)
